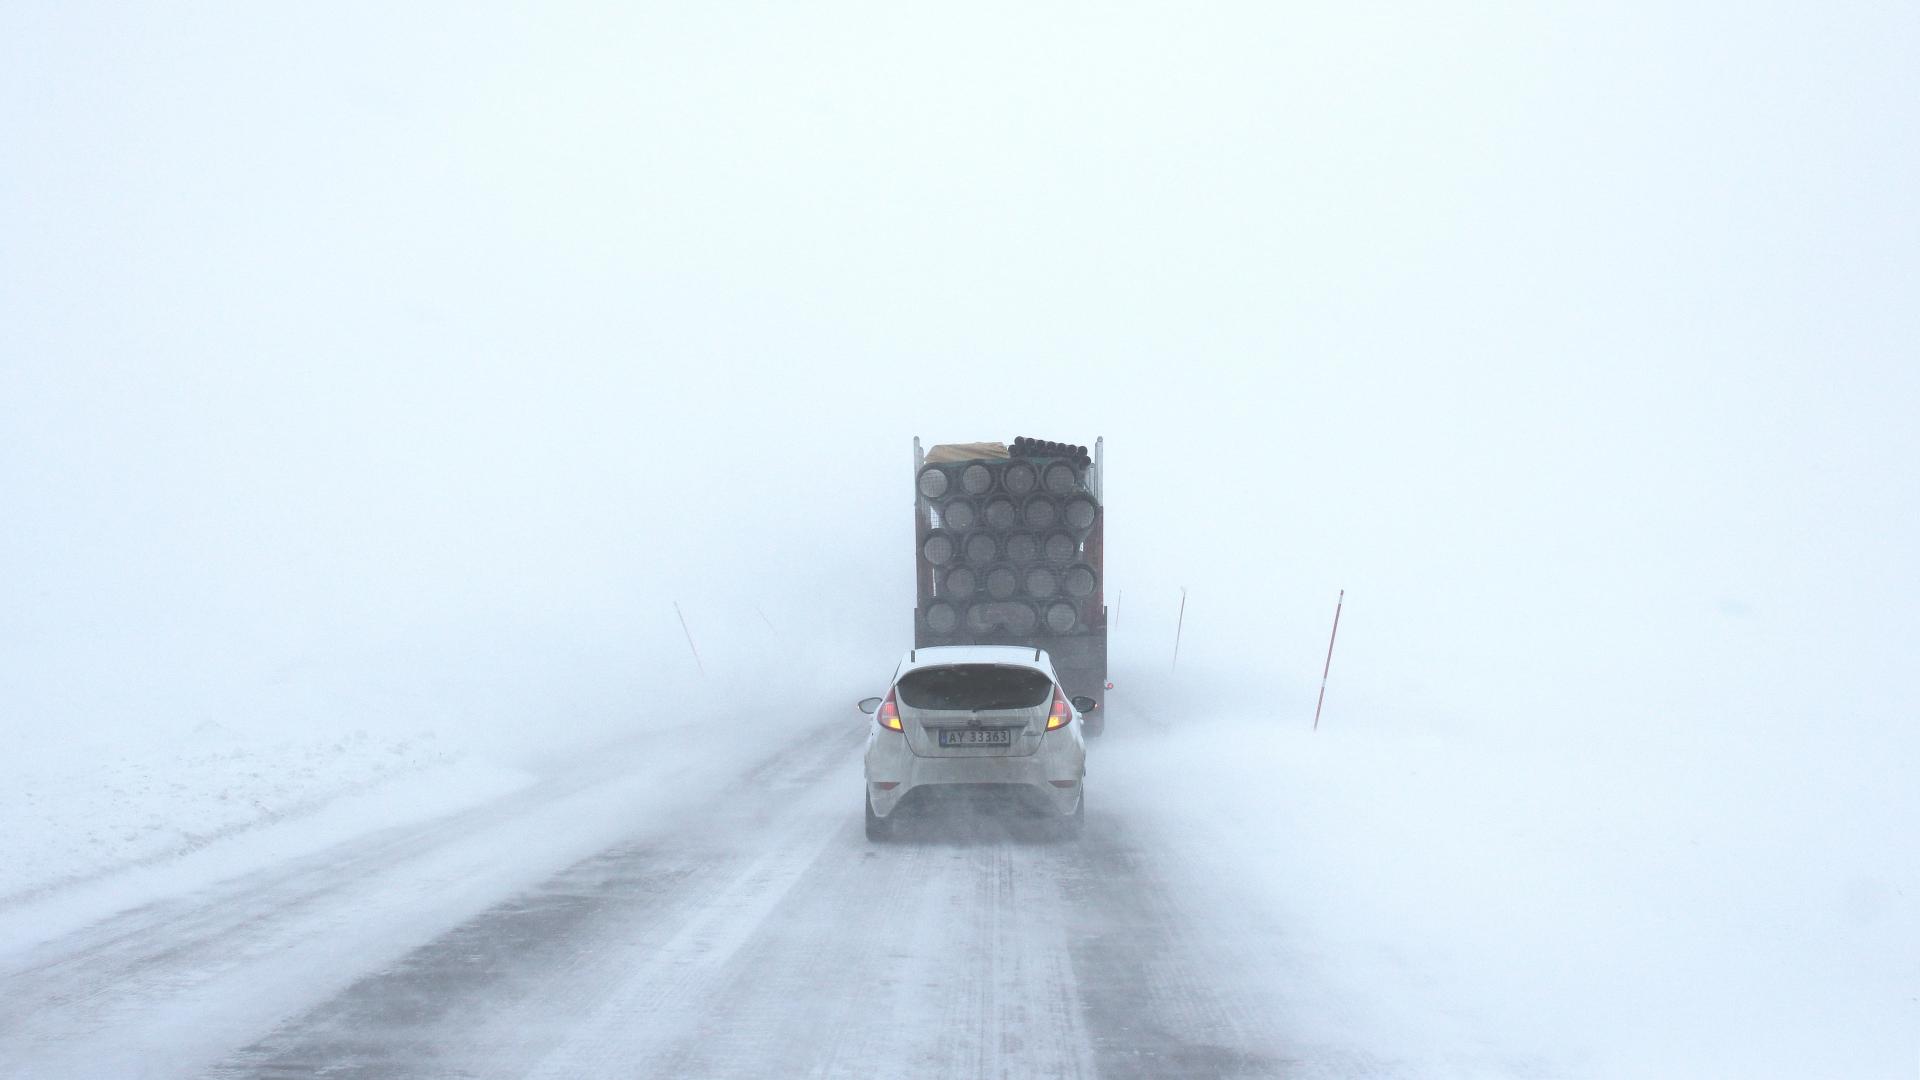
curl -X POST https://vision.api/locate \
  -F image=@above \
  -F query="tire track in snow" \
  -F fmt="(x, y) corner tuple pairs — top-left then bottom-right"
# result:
(0, 721), (843, 1080)
(212, 735), (1114, 1078)
(208, 720), (865, 1080)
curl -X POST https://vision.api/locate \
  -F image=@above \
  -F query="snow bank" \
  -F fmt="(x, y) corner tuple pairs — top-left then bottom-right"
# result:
(0, 722), (530, 903)
(1101, 669), (1917, 1079)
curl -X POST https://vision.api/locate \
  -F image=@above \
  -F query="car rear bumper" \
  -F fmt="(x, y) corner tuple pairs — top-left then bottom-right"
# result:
(864, 731), (1083, 818)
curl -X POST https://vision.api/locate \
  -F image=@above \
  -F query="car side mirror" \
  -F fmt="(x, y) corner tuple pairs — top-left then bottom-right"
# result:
(1070, 695), (1098, 713)
(857, 696), (883, 715)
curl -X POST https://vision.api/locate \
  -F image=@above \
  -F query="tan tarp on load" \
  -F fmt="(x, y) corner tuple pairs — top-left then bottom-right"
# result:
(924, 441), (1009, 463)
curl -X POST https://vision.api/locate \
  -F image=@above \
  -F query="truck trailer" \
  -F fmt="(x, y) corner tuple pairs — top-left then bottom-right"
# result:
(910, 436), (1108, 736)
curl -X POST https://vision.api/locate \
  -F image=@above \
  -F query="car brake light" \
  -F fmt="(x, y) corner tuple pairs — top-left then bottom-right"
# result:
(1045, 685), (1071, 730)
(877, 688), (903, 732)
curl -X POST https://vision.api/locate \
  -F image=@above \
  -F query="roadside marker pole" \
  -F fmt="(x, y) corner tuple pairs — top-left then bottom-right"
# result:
(1114, 589), (1122, 630)
(1313, 589), (1345, 731)
(674, 601), (705, 676)
(1171, 586), (1187, 671)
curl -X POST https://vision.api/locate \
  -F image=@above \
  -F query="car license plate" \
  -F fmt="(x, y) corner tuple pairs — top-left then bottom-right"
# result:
(938, 728), (1013, 747)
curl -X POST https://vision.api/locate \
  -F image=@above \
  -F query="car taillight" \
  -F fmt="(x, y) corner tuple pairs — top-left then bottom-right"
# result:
(1045, 685), (1071, 731)
(877, 688), (903, 732)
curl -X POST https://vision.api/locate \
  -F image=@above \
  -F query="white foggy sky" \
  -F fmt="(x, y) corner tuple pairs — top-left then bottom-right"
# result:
(2, 3), (1915, 745)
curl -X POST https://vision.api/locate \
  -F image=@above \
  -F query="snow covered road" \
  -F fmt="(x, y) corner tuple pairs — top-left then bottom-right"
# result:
(0, 709), (1444, 1080)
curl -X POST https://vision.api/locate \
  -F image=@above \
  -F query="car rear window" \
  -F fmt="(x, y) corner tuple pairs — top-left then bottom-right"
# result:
(896, 665), (1052, 711)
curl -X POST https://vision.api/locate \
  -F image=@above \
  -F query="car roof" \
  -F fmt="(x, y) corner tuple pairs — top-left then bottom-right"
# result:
(897, 644), (1052, 673)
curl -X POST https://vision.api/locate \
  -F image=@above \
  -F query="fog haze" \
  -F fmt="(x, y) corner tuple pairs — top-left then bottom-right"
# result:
(2, 5), (1915, 1073)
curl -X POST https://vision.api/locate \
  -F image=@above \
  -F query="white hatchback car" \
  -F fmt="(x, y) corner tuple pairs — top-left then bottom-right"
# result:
(858, 645), (1093, 841)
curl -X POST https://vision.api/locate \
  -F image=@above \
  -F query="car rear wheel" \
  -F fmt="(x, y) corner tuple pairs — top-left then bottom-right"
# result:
(864, 791), (894, 842)
(1058, 789), (1085, 841)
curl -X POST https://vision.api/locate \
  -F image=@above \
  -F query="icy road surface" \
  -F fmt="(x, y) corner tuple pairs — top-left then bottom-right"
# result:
(0, 711), (1524, 1080)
